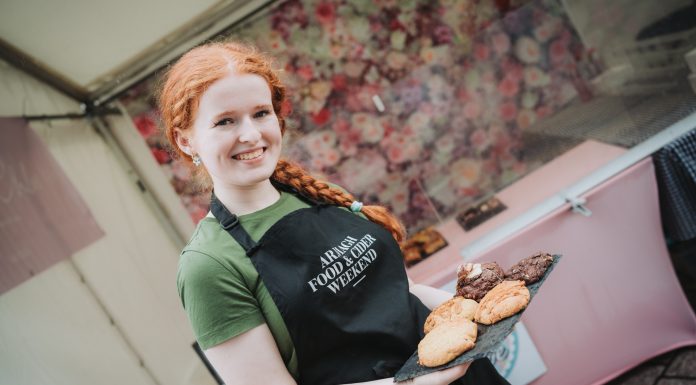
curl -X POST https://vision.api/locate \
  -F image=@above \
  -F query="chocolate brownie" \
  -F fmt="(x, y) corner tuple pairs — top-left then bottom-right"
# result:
(455, 262), (505, 301)
(505, 252), (554, 284)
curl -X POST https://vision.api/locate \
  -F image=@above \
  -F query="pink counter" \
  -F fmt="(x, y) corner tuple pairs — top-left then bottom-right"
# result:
(408, 140), (628, 287)
(408, 141), (696, 384)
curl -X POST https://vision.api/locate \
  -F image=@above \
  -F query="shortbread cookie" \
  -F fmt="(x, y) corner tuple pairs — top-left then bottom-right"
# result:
(455, 262), (505, 301)
(505, 252), (554, 284)
(424, 296), (479, 334)
(474, 280), (530, 325)
(418, 319), (478, 367)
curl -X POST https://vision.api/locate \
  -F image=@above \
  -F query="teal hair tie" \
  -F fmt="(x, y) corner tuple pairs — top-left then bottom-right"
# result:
(350, 201), (363, 212)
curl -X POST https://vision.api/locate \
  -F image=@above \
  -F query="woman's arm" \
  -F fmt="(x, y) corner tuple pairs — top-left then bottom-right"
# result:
(408, 277), (453, 310)
(204, 324), (297, 385)
(205, 322), (469, 385)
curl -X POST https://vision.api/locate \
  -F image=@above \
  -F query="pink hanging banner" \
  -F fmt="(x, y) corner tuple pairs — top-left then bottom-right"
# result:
(0, 118), (104, 294)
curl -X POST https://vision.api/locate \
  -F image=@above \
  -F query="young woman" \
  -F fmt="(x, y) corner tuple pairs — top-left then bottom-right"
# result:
(161, 41), (510, 385)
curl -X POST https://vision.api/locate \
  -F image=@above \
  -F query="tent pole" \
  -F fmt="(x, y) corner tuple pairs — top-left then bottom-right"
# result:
(90, 114), (188, 249)
(23, 107), (121, 122)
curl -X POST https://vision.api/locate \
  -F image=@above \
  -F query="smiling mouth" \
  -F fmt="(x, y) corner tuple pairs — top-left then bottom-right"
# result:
(233, 147), (265, 160)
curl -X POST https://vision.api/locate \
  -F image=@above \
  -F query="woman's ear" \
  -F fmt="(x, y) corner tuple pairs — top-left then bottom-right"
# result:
(173, 129), (193, 157)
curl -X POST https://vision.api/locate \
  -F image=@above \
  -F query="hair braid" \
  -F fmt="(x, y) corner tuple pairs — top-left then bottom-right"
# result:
(272, 159), (407, 245)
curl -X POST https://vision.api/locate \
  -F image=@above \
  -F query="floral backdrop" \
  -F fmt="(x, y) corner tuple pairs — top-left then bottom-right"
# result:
(120, 0), (602, 234)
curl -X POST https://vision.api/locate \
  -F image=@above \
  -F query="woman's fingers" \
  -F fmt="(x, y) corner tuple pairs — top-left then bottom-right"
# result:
(411, 361), (471, 385)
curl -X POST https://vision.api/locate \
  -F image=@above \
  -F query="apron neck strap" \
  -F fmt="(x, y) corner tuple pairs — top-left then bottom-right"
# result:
(210, 191), (258, 254)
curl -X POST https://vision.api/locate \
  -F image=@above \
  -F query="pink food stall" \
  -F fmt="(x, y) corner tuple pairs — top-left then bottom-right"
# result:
(408, 135), (696, 385)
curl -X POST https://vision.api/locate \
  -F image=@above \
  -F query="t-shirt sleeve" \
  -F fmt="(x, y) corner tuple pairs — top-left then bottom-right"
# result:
(177, 250), (265, 350)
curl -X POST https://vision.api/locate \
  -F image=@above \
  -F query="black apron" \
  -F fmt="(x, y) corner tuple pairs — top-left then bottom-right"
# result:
(211, 187), (509, 385)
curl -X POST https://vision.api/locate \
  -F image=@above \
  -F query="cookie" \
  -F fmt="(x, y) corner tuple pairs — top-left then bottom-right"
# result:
(505, 252), (554, 284)
(424, 296), (479, 334)
(474, 280), (530, 325)
(455, 262), (505, 301)
(418, 319), (478, 367)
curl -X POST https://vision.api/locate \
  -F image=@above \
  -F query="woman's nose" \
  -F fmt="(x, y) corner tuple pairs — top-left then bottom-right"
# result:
(238, 117), (262, 143)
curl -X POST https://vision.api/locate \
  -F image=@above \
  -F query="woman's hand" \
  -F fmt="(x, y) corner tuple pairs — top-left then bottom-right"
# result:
(344, 362), (471, 385)
(406, 362), (471, 385)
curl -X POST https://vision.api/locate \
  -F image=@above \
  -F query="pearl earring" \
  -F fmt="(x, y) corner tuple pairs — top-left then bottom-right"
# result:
(192, 154), (202, 166)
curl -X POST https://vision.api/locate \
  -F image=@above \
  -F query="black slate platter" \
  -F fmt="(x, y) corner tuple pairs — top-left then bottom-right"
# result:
(394, 254), (562, 382)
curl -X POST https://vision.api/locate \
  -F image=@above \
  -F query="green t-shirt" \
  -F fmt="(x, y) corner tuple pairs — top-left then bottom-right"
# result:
(176, 189), (365, 379)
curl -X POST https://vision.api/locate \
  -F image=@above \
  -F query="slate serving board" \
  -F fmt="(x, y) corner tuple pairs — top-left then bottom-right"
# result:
(394, 254), (562, 382)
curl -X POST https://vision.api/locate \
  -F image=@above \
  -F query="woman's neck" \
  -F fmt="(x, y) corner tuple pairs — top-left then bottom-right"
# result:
(213, 179), (281, 216)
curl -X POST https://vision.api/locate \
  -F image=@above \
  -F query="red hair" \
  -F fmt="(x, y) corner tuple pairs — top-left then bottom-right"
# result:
(158, 41), (406, 244)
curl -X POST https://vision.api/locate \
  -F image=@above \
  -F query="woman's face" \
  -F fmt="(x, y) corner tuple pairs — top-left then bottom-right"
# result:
(180, 71), (283, 190)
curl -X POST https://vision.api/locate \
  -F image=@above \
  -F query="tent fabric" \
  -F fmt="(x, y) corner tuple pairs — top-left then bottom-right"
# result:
(0, 117), (103, 295)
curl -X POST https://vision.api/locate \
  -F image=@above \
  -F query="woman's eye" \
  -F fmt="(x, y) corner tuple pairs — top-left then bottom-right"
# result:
(254, 110), (270, 118)
(214, 118), (234, 127)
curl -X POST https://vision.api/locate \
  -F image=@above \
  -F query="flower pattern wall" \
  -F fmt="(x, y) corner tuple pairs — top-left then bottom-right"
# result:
(121, 0), (601, 233)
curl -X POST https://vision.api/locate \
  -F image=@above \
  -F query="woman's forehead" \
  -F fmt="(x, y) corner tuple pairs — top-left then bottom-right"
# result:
(200, 72), (272, 109)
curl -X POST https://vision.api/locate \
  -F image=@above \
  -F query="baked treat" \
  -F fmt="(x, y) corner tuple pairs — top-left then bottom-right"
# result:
(455, 262), (505, 301)
(505, 252), (554, 284)
(423, 296), (479, 334)
(474, 280), (530, 325)
(402, 227), (448, 267)
(402, 246), (422, 266)
(420, 228), (447, 254)
(418, 319), (478, 367)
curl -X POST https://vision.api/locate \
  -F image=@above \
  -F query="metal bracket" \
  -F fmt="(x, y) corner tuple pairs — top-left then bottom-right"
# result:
(565, 196), (592, 217)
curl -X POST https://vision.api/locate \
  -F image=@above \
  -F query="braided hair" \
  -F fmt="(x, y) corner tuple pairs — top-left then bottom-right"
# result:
(158, 41), (406, 244)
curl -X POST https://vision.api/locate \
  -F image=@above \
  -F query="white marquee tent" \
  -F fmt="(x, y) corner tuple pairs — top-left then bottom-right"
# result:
(0, 1), (272, 384)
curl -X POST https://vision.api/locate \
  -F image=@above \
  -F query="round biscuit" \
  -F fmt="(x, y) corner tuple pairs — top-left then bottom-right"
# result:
(474, 280), (530, 325)
(418, 319), (477, 367)
(423, 296), (479, 334)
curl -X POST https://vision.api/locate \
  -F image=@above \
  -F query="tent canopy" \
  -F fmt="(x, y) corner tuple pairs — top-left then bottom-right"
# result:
(0, 0), (271, 102)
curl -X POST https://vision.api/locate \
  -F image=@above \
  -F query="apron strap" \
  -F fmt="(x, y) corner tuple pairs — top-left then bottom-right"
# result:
(210, 192), (259, 254)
